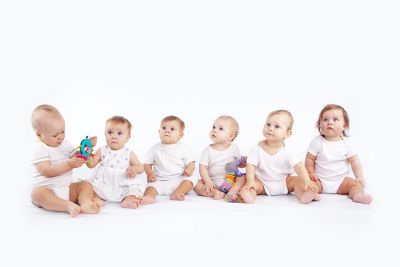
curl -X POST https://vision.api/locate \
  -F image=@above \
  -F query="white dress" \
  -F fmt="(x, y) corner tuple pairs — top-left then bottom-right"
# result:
(89, 145), (143, 201)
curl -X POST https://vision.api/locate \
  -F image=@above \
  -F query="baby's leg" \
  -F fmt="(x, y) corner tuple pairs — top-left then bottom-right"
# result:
(171, 180), (193, 201)
(239, 176), (265, 204)
(338, 177), (372, 204)
(121, 195), (141, 209)
(141, 186), (157, 205)
(31, 187), (80, 217)
(287, 176), (321, 204)
(70, 181), (100, 214)
(93, 193), (104, 207)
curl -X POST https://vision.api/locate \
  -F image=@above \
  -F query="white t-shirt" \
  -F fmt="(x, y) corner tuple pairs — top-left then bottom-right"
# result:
(199, 143), (241, 180)
(31, 140), (75, 188)
(144, 142), (195, 180)
(307, 135), (356, 181)
(247, 142), (301, 182)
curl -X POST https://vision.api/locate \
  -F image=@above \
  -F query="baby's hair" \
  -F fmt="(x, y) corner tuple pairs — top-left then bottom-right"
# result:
(106, 116), (132, 133)
(268, 110), (294, 130)
(31, 104), (63, 130)
(317, 104), (350, 137)
(161, 115), (185, 131)
(217, 115), (239, 140)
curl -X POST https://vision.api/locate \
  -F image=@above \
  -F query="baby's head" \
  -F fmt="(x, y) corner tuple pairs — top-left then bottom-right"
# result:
(317, 104), (349, 138)
(159, 115), (185, 144)
(263, 110), (294, 142)
(104, 116), (132, 150)
(31, 104), (65, 147)
(210, 115), (239, 144)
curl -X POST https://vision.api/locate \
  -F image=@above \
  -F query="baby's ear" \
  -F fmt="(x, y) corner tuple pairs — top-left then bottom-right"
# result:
(286, 129), (292, 137)
(35, 129), (41, 138)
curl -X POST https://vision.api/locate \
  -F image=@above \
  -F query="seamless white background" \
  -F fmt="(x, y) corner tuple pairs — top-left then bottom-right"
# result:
(1, 1), (399, 266)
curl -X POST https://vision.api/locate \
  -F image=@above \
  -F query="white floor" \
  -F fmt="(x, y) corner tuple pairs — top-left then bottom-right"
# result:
(16, 190), (396, 267)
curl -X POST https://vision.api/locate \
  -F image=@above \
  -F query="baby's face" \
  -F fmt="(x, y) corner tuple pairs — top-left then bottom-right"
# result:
(210, 118), (235, 144)
(319, 109), (346, 140)
(104, 122), (130, 150)
(263, 114), (291, 142)
(159, 120), (183, 144)
(36, 116), (65, 147)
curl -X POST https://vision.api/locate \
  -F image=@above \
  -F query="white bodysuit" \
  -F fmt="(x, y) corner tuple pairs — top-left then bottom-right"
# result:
(247, 143), (301, 195)
(89, 146), (143, 201)
(307, 135), (356, 193)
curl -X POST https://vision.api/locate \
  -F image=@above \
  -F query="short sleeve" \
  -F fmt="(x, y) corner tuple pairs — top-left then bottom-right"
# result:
(182, 144), (196, 164)
(232, 143), (242, 159)
(343, 138), (357, 159)
(247, 145), (260, 166)
(31, 142), (49, 165)
(284, 144), (302, 167)
(199, 146), (210, 166)
(143, 144), (156, 164)
(307, 136), (321, 156)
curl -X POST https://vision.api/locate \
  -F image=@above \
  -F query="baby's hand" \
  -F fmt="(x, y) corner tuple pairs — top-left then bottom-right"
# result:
(90, 136), (97, 147)
(147, 172), (156, 183)
(183, 165), (195, 177)
(309, 173), (319, 182)
(242, 181), (255, 191)
(306, 180), (319, 193)
(204, 180), (215, 193)
(355, 177), (366, 188)
(68, 156), (86, 168)
(126, 166), (137, 178)
(238, 156), (247, 168)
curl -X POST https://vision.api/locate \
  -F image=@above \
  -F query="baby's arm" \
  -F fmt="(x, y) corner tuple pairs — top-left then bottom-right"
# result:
(35, 156), (85, 178)
(144, 164), (156, 182)
(126, 151), (144, 178)
(294, 162), (319, 192)
(199, 164), (215, 191)
(183, 161), (195, 176)
(243, 163), (256, 190)
(347, 155), (366, 187)
(305, 153), (319, 181)
(86, 149), (102, 168)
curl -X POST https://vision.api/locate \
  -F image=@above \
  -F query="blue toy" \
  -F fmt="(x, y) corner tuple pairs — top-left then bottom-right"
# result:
(76, 136), (93, 160)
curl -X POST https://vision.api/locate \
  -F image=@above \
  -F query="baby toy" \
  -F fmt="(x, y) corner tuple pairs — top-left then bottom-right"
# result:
(220, 156), (246, 203)
(76, 136), (94, 160)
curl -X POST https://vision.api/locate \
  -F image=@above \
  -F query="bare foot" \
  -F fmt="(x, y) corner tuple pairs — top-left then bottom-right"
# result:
(121, 196), (141, 209)
(66, 202), (81, 217)
(240, 190), (255, 204)
(141, 195), (155, 205)
(224, 192), (243, 203)
(170, 191), (185, 201)
(299, 191), (319, 204)
(213, 189), (225, 200)
(80, 201), (100, 214)
(352, 193), (373, 204)
(93, 196), (104, 207)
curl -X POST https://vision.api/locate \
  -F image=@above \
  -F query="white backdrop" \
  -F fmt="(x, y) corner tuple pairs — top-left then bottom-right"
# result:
(1, 1), (399, 266)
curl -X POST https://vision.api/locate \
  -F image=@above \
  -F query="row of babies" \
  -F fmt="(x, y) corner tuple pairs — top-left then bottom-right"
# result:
(31, 104), (372, 217)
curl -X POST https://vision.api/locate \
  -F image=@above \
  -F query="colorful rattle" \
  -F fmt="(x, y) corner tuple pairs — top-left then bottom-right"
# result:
(219, 156), (246, 194)
(76, 136), (94, 160)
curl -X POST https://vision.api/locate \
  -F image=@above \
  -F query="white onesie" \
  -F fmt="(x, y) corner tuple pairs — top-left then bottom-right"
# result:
(199, 143), (242, 187)
(247, 142), (301, 195)
(89, 145), (143, 201)
(31, 140), (75, 200)
(144, 142), (197, 195)
(307, 135), (356, 193)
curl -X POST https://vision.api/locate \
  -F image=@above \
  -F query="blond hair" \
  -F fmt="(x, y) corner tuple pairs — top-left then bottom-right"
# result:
(31, 104), (63, 130)
(161, 115), (185, 131)
(217, 115), (239, 140)
(268, 110), (294, 130)
(106, 116), (132, 133)
(316, 104), (350, 137)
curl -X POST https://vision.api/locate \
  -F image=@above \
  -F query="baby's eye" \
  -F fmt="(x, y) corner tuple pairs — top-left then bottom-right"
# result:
(334, 118), (339, 122)
(108, 130), (112, 135)
(275, 125), (280, 129)
(171, 127), (175, 131)
(219, 127), (224, 131)
(266, 123), (271, 127)
(118, 131), (123, 135)
(323, 118), (328, 122)
(212, 125), (216, 129)
(162, 127), (166, 130)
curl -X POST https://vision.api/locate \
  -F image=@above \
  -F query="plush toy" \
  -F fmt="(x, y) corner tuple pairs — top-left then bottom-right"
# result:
(76, 136), (94, 160)
(219, 156), (246, 194)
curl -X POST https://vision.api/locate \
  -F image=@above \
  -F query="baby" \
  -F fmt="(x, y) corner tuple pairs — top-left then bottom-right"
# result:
(305, 104), (372, 204)
(87, 116), (145, 209)
(194, 115), (246, 200)
(240, 110), (320, 204)
(141, 115), (196, 204)
(31, 104), (100, 217)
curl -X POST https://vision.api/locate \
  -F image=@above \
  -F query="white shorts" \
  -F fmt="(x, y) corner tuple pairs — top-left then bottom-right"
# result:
(52, 186), (70, 201)
(319, 176), (351, 194)
(148, 175), (196, 196)
(259, 179), (288, 196)
(91, 182), (143, 202)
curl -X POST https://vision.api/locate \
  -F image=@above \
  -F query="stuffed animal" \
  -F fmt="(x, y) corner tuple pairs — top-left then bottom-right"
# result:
(219, 156), (246, 194)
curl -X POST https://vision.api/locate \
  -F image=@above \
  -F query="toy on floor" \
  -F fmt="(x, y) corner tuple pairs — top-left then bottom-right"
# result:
(76, 136), (94, 160)
(220, 156), (246, 203)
